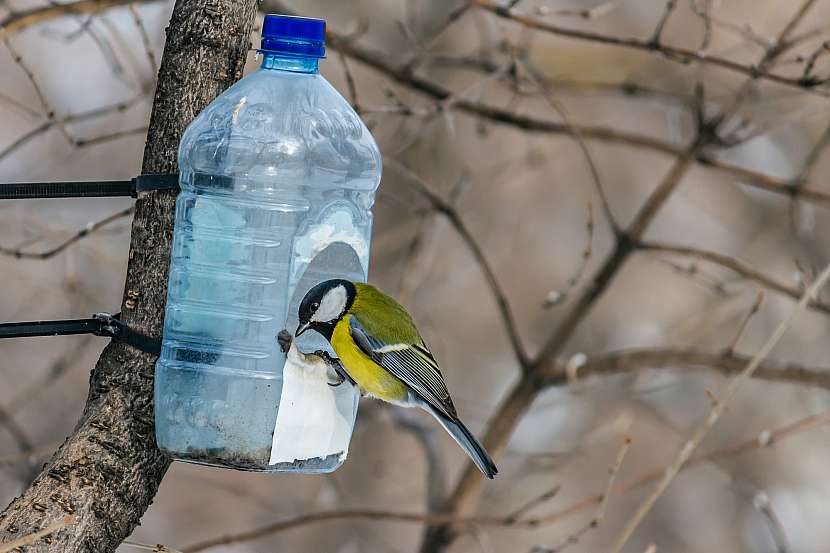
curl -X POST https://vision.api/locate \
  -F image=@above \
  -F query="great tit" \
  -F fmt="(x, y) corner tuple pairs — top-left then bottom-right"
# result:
(296, 279), (498, 479)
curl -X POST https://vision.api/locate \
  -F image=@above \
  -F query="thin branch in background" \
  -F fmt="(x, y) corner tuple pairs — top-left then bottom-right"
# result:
(59, 16), (129, 83)
(401, 1), (472, 72)
(2, 37), (51, 116)
(467, 0), (828, 96)
(607, 262), (830, 553)
(716, 0), (820, 126)
(692, 0), (714, 51)
(544, 202), (594, 308)
(122, 540), (184, 553)
(336, 48), (361, 113)
(0, 516), (74, 553)
(541, 0), (621, 20)
(561, 347), (830, 390)
(800, 40), (830, 85)
(0, 206), (134, 260)
(530, 436), (631, 553)
(725, 291), (764, 353)
(637, 242), (830, 315)
(388, 159), (530, 368)
(0, 90), (41, 119)
(0, 0), (164, 40)
(689, 0), (770, 50)
(503, 485), (561, 523)
(518, 59), (618, 233)
(595, 436), (631, 522)
(649, 0), (678, 45)
(128, 3), (158, 77)
(0, 95), (143, 165)
(653, 257), (728, 296)
(752, 491), (790, 553)
(70, 125), (148, 147)
(0, 404), (33, 457)
(789, 122), (830, 232)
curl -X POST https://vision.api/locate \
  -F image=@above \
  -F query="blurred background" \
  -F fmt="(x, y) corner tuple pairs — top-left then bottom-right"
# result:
(2, 0), (830, 552)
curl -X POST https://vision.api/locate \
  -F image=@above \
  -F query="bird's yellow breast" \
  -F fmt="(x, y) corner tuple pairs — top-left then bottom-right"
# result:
(331, 315), (409, 402)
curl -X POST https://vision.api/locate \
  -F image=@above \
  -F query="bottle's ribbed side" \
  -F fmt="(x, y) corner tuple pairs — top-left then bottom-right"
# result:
(158, 190), (308, 376)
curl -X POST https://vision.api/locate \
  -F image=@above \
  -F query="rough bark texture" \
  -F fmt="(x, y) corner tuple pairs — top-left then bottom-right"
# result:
(0, 1), (258, 551)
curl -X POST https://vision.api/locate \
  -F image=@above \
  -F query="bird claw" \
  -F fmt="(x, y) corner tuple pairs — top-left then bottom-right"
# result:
(313, 350), (355, 387)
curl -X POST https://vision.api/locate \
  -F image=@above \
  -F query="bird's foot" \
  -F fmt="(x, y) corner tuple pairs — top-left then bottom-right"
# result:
(313, 350), (355, 387)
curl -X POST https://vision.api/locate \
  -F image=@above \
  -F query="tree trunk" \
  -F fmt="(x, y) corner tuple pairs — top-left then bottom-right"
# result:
(0, 1), (258, 550)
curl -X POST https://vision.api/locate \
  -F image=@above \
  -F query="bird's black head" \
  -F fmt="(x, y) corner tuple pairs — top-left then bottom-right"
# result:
(296, 279), (357, 341)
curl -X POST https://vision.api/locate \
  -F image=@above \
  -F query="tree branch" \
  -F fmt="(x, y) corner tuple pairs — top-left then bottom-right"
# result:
(469, 0), (827, 96)
(639, 241), (830, 314)
(547, 347), (830, 390)
(0, 0), (165, 41)
(0, 1), (258, 551)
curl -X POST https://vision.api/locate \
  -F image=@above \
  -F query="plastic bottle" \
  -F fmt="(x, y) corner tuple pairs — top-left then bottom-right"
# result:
(154, 14), (381, 472)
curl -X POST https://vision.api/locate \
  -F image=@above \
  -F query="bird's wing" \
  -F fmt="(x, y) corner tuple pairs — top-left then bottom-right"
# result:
(348, 315), (457, 419)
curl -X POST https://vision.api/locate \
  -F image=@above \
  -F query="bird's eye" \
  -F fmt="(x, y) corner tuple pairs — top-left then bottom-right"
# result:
(311, 302), (319, 310)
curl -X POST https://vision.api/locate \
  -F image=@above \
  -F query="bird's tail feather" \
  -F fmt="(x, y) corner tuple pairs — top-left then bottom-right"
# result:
(422, 403), (498, 479)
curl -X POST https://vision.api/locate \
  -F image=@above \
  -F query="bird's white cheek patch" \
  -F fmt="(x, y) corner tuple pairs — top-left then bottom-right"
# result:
(312, 285), (347, 322)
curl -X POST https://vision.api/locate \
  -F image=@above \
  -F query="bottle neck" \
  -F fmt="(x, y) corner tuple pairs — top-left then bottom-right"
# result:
(260, 53), (319, 74)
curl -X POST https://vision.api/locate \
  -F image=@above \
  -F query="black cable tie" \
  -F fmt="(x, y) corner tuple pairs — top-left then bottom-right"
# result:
(0, 313), (161, 356)
(0, 174), (180, 200)
(92, 313), (162, 356)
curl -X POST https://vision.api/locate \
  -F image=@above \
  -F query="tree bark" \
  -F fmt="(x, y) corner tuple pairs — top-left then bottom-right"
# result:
(0, 1), (258, 550)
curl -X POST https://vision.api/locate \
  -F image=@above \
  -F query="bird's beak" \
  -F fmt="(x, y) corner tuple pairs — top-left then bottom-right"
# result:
(295, 322), (311, 337)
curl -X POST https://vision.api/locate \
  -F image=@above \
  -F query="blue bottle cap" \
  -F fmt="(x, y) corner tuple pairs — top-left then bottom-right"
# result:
(261, 14), (326, 58)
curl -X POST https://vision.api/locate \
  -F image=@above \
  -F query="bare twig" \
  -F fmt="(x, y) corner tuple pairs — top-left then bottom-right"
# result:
(607, 261), (830, 553)
(638, 242), (830, 315)
(388, 159), (530, 368)
(726, 292), (764, 353)
(752, 492), (790, 553)
(0, 206), (134, 260)
(336, 48), (361, 113)
(649, 0), (677, 46)
(3, 37), (51, 116)
(122, 540), (184, 553)
(504, 486), (561, 523)
(519, 59), (618, 232)
(71, 125), (148, 147)
(0, 95), (143, 165)
(543, 0), (621, 20)
(550, 348), (830, 390)
(0, 405), (33, 456)
(468, 0), (828, 96)
(128, 3), (158, 77)
(544, 202), (594, 308)
(0, 0), (164, 40)
(531, 436), (632, 553)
